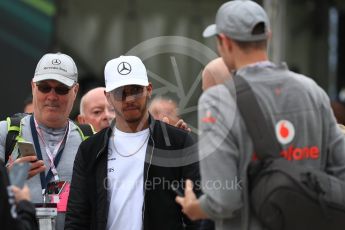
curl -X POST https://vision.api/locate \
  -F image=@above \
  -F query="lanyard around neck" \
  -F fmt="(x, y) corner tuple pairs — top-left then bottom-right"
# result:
(30, 115), (69, 190)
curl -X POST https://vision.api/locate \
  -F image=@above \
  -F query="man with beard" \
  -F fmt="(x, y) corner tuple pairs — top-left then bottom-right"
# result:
(65, 55), (204, 230)
(78, 87), (189, 133)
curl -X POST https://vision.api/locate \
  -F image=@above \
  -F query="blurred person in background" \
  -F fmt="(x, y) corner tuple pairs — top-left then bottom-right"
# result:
(23, 96), (33, 114)
(330, 100), (345, 134)
(1, 161), (38, 230)
(149, 96), (179, 124)
(202, 57), (231, 91)
(77, 87), (115, 132)
(331, 100), (345, 125)
(149, 97), (190, 131)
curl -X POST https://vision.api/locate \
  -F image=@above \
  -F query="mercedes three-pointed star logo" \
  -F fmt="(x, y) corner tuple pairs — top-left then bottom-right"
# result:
(117, 62), (132, 75)
(52, 59), (61, 65)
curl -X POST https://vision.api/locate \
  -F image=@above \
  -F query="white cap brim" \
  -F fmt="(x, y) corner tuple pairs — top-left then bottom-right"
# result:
(105, 78), (149, 92)
(203, 24), (217, 38)
(33, 74), (75, 87)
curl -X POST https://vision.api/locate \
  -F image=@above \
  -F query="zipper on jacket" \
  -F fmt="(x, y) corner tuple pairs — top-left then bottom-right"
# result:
(96, 145), (106, 159)
(142, 134), (154, 229)
(96, 128), (112, 159)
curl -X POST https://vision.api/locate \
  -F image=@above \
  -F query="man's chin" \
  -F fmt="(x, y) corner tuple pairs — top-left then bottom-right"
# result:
(40, 116), (66, 128)
(125, 116), (143, 124)
(44, 104), (60, 109)
(44, 107), (61, 114)
(123, 110), (140, 119)
(122, 108), (148, 125)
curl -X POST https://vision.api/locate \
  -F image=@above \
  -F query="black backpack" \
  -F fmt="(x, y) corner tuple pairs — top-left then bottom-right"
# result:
(231, 75), (345, 230)
(4, 113), (94, 164)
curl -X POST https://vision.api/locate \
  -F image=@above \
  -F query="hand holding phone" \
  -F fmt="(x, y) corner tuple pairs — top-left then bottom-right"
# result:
(17, 141), (36, 157)
(171, 183), (184, 197)
(8, 156), (46, 179)
(174, 180), (207, 220)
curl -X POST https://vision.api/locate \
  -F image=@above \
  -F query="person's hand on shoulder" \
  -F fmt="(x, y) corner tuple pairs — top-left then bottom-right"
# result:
(162, 117), (191, 132)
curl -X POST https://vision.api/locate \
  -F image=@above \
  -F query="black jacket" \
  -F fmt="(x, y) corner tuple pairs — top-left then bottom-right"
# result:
(0, 161), (38, 230)
(65, 117), (201, 230)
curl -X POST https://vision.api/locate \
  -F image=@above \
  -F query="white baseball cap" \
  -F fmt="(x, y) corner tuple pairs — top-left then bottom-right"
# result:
(104, 55), (149, 92)
(203, 0), (270, 41)
(33, 52), (78, 87)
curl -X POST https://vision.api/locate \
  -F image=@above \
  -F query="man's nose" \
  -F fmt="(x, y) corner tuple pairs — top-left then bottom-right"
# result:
(46, 89), (59, 98)
(124, 95), (136, 102)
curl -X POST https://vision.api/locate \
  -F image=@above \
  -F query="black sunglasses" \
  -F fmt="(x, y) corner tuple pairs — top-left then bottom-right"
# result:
(36, 83), (72, 95)
(111, 85), (145, 101)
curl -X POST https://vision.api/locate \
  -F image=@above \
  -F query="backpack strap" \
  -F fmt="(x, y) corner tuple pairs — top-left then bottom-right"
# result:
(226, 74), (281, 159)
(74, 123), (95, 141)
(5, 114), (27, 164)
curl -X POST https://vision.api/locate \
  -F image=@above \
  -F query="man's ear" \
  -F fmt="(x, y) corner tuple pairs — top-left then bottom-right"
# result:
(73, 83), (79, 94)
(77, 114), (85, 124)
(222, 35), (233, 53)
(267, 29), (272, 41)
(146, 83), (153, 98)
(105, 92), (112, 102)
(31, 80), (36, 93)
(71, 83), (79, 101)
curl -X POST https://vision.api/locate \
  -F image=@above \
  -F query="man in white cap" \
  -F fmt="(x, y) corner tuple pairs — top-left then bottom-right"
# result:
(77, 88), (188, 133)
(176, 0), (345, 229)
(65, 55), (208, 230)
(0, 52), (87, 230)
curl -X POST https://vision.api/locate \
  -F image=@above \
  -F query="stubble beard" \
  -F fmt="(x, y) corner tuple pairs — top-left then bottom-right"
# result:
(115, 96), (149, 125)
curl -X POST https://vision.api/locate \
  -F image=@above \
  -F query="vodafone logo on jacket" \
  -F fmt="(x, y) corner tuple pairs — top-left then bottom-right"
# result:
(275, 120), (295, 145)
(250, 119), (320, 162)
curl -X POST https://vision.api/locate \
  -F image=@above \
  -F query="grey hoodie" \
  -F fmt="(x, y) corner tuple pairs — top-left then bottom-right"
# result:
(197, 62), (345, 230)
